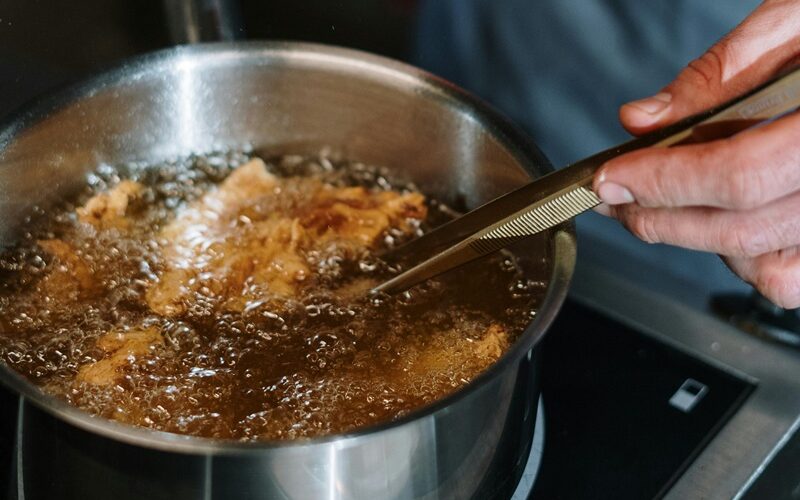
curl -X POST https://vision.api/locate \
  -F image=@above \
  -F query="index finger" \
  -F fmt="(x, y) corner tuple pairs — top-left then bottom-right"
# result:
(594, 111), (800, 210)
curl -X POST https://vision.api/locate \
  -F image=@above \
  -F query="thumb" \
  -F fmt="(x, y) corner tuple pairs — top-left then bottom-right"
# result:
(620, 0), (800, 136)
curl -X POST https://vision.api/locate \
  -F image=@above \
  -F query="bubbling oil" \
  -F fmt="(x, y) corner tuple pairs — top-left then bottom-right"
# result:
(0, 152), (546, 440)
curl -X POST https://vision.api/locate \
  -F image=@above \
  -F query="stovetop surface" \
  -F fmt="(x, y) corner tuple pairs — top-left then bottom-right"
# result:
(531, 298), (753, 499)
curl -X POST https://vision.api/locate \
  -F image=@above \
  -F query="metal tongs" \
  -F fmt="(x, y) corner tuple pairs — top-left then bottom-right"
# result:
(373, 66), (800, 295)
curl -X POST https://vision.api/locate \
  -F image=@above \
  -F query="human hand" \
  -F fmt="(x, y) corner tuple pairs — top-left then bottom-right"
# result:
(593, 0), (800, 308)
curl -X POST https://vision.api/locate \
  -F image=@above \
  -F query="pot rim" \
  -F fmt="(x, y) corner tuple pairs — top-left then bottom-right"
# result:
(0, 41), (576, 454)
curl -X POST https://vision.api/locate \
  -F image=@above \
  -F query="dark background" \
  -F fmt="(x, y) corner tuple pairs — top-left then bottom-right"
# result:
(0, 1), (415, 118)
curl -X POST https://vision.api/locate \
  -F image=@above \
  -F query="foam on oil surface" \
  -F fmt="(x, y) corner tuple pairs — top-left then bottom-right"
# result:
(0, 152), (546, 440)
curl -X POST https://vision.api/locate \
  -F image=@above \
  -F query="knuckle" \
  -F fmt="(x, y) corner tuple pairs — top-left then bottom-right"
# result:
(720, 219), (768, 257)
(721, 156), (763, 210)
(756, 270), (800, 309)
(684, 44), (728, 88)
(626, 211), (661, 244)
(644, 161), (674, 207)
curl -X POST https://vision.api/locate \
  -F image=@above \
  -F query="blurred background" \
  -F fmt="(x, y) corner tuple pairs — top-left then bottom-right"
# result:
(0, 1), (414, 118)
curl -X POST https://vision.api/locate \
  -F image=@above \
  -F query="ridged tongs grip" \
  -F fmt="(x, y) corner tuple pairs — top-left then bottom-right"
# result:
(374, 67), (800, 294)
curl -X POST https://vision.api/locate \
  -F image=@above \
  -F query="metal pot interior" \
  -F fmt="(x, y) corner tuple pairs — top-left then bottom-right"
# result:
(0, 42), (575, 451)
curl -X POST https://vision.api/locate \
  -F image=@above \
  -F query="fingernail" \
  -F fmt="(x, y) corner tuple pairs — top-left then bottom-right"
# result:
(597, 182), (635, 205)
(593, 203), (611, 217)
(628, 92), (672, 114)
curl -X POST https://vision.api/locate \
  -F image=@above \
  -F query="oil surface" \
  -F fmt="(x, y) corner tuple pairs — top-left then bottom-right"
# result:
(0, 152), (546, 440)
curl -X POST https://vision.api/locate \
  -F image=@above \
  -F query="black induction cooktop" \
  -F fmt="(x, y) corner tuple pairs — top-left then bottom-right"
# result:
(530, 298), (754, 499)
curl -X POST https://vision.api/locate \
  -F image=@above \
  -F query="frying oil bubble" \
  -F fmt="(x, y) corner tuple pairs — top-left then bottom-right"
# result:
(0, 151), (545, 441)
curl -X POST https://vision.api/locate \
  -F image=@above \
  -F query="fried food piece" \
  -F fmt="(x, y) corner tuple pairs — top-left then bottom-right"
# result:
(145, 158), (427, 316)
(241, 217), (310, 296)
(41, 181), (143, 299)
(37, 239), (98, 298)
(156, 158), (279, 264)
(146, 159), (306, 315)
(303, 186), (426, 247)
(148, 216), (312, 315)
(213, 157), (280, 206)
(411, 324), (510, 374)
(474, 324), (509, 359)
(76, 327), (163, 386)
(77, 180), (144, 229)
(144, 268), (194, 317)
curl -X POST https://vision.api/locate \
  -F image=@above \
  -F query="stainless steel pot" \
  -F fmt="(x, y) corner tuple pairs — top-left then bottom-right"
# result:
(0, 42), (575, 500)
